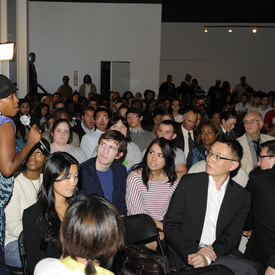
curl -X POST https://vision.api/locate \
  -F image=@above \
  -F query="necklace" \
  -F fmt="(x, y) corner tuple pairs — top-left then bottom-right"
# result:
(24, 170), (40, 193)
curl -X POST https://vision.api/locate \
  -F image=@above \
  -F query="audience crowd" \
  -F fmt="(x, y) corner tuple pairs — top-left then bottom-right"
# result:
(1, 72), (275, 275)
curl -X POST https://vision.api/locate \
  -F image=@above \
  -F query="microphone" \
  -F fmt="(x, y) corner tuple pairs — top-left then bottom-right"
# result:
(20, 115), (50, 155)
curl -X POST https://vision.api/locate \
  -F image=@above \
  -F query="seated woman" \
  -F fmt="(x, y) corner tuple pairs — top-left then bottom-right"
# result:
(50, 119), (87, 163)
(126, 138), (178, 250)
(34, 194), (124, 275)
(187, 119), (222, 170)
(4, 139), (50, 268)
(23, 152), (79, 274)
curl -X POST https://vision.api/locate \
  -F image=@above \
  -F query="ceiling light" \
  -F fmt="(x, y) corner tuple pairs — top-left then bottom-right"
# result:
(204, 27), (208, 33)
(228, 28), (232, 33)
(252, 28), (257, 33)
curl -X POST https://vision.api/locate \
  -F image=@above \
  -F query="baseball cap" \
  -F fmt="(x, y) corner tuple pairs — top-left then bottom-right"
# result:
(63, 75), (70, 80)
(0, 74), (18, 99)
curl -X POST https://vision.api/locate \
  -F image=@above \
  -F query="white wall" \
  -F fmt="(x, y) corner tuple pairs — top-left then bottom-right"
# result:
(29, 2), (162, 96)
(160, 23), (275, 93)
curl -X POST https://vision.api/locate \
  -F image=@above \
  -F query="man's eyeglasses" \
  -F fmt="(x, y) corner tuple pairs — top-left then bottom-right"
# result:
(95, 116), (109, 120)
(258, 155), (274, 161)
(243, 119), (260, 125)
(205, 150), (237, 162)
(127, 115), (139, 119)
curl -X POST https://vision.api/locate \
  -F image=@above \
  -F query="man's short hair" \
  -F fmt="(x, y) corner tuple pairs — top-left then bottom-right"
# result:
(98, 130), (127, 157)
(159, 120), (178, 134)
(18, 98), (30, 107)
(261, 140), (275, 156)
(182, 106), (198, 116)
(94, 107), (111, 119)
(126, 107), (142, 118)
(221, 111), (237, 122)
(215, 134), (243, 163)
(53, 108), (68, 119)
(81, 106), (95, 117)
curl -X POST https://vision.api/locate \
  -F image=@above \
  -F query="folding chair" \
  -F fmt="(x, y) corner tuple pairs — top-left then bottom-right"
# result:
(18, 231), (28, 275)
(122, 214), (165, 255)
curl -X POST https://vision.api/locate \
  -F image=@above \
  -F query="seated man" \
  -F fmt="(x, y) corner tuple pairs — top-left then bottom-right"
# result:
(164, 134), (262, 275)
(126, 107), (156, 152)
(156, 120), (187, 178)
(245, 140), (275, 269)
(80, 130), (127, 215)
(72, 106), (95, 142)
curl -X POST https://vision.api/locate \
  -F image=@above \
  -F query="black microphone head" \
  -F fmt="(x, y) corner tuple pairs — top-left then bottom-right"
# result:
(20, 115), (31, 126)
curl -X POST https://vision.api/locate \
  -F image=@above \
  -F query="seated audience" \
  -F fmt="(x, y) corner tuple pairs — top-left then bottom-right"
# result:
(4, 139), (50, 268)
(50, 119), (87, 163)
(187, 119), (222, 170)
(80, 130), (127, 215)
(33, 103), (49, 131)
(170, 99), (182, 123)
(220, 111), (237, 138)
(23, 152), (79, 273)
(34, 194), (124, 275)
(264, 97), (275, 136)
(126, 138), (178, 250)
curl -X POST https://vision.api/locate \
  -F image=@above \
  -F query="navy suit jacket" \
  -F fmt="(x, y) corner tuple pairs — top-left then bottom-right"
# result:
(164, 172), (250, 266)
(80, 157), (127, 215)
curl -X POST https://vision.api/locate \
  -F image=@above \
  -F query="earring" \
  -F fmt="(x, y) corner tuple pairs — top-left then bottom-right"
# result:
(0, 111), (2, 115)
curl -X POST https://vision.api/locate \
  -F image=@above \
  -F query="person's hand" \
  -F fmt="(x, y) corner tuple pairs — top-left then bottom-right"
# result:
(197, 245), (216, 262)
(26, 124), (41, 146)
(188, 253), (208, 268)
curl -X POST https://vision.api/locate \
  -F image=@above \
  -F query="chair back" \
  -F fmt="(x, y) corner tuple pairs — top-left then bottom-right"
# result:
(122, 214), (164, 255)
(18, 231), (29, 275)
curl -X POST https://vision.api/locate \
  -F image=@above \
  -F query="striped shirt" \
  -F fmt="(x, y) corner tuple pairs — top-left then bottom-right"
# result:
(126, 171), (179, 221)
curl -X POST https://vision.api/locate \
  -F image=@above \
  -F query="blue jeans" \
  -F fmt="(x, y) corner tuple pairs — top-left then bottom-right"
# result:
(4, 240), (22, 268)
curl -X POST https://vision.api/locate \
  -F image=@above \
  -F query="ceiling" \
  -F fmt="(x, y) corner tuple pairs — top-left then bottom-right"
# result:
(30, 0), (275, 23)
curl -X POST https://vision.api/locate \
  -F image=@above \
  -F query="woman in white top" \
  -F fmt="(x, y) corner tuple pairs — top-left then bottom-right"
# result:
(4, 139), (50, 267)
(126, 137), (178, 250)
(34, 194), (124, 275)
(50, 119), (87, 163)
(170, 99), (183, 123)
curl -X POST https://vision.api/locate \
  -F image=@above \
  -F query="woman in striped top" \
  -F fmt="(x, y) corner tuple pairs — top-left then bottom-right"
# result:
(126, 138), (179, 250)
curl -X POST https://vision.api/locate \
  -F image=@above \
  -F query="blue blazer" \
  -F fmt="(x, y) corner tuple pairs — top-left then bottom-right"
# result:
(80, 157), (127, 215)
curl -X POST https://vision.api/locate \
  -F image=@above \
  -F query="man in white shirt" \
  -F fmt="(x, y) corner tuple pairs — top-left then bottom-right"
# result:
(80, 107), (110, 158)
(165, 135), (262, 274)
(174, 107), (198, 159)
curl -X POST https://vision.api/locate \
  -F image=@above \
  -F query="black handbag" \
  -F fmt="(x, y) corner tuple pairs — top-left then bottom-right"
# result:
(118, 243), (172, 275)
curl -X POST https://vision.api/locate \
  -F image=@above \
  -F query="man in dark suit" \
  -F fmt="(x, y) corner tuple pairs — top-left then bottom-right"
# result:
(29, 52), (37, 95)
(245, 140), (275, 269)
(159, 74), (175, 99)
(165, 135), (262, 274)
(72, 106), (95, 142)
(174, 106), (198, 159)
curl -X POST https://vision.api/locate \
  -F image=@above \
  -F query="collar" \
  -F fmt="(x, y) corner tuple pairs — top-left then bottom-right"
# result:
(246, 133), (261, 144)
(209, 175), (229, 191)
(61, 256), (85, 273)
(130, 127), (143, 133)
(81, 121), (95, 133)
(220, 125), (226, 134)
(181, 125), (193, 135)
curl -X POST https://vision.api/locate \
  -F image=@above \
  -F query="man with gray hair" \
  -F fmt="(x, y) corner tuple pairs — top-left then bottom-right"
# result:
(237, 111), (274, 174)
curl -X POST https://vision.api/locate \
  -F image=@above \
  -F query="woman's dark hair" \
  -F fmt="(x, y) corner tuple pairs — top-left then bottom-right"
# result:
(50, 119), (72, 144)
(106, 115), (131, 142)
(38, 152), (79, 250)
(61, 194), (124, 275)
(83, 74), (92, 84)
(33, 102), (49, 120)
(132, 138), (177, 189)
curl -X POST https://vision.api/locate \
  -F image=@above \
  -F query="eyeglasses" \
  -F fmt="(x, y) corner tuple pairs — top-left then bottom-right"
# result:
(95, 116), (109, 120)
(243, 119), (260, 125)
(127, 115), (139, 119)
(172, 104), (180, 106)
(258, 155), (274, 161)
(205, 150), (237, 162)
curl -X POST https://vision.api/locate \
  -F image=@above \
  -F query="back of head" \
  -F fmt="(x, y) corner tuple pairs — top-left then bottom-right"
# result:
(215, 134), (243, 162)
(61, 194), (124, 275)
(261, 140), (275, 156)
